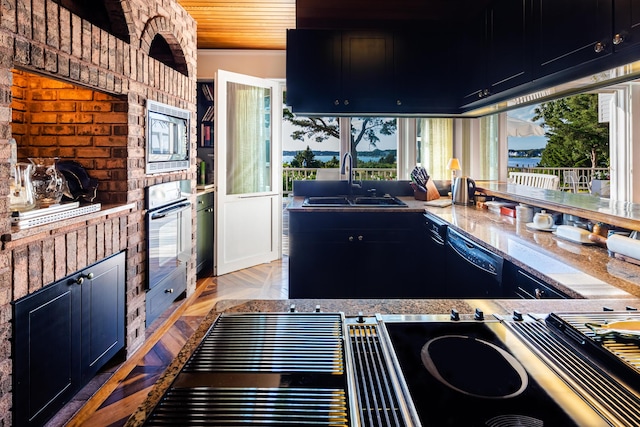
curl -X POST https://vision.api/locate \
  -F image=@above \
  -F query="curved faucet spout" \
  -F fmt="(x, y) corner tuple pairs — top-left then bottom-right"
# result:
(341, 152), (360, 196)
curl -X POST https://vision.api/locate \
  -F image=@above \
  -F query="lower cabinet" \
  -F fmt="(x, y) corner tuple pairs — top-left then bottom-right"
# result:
(289, 211), (425, 298)
(13, 251), (126, 427)
(503, 260), (570, 299)
(196, 191), (214, 274)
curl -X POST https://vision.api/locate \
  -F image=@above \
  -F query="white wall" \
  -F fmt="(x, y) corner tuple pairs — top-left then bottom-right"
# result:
(197, 50), (286, 80)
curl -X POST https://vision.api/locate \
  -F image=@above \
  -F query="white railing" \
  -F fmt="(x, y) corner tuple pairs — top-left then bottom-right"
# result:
(283, 167), (397, 196)
(508, 166), (609, 192)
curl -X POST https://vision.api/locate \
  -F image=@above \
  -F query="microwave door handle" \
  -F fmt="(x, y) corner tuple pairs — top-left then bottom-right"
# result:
(150, 202), (191, 220)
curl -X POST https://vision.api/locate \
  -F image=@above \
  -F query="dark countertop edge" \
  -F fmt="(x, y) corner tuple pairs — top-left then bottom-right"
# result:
(287, 196), (429, 213)
(479, 182), (640, 231)
(2, 202), (136, 247)
(124, 296), (640, 427)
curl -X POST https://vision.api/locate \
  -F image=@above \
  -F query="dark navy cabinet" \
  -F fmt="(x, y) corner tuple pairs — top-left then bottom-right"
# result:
(503, 260), (570, 299)
(13, 251), (125, 427)
(289, 211), (425, 298)
(460, 0), (533, 107)
(533, 0), (613, 79)
(613, 0), (640, 54)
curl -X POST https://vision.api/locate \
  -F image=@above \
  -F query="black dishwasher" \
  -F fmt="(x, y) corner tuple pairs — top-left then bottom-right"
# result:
(423, 212), (448, 296)
(445, 228), (504, 297)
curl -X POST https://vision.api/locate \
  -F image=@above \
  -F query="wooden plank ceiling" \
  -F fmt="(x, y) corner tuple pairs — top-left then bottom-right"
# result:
(177, 0), (491, 50)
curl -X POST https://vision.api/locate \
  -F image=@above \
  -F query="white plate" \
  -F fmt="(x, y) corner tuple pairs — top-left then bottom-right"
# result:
(552, 232), (595, 245)
(525, 222), (557, 232)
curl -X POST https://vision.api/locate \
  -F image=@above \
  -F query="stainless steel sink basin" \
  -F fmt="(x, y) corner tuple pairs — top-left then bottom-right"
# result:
(352, 196), (407, 206)
(303, 196), (351, 206)
(302, 196), (407, 207)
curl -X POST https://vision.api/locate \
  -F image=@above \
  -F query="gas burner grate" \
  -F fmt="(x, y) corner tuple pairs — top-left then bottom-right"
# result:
(348, 324), (409, 427)
(508, 320), (640, 426)
(144, 387), (348, 426)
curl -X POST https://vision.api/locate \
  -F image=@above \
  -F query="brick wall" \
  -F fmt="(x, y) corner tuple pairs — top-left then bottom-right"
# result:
(0, 1), (198, 425)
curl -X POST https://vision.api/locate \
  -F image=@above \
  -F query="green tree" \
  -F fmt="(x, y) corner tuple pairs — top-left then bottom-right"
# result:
(533, 94), (609, 168)
(290, 146), (323, 168)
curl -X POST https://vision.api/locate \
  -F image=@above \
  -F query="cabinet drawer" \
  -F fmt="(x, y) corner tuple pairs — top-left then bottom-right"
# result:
(512, 268), (568, 299)
(146, 265), (187, 325)
(196, 191), (214, 210)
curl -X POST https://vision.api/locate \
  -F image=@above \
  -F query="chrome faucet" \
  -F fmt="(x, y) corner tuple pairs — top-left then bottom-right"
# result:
(341, 152), (361, 196)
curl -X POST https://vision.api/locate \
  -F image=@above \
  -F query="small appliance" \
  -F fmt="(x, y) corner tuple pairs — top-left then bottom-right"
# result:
(452, 176), (476, 205)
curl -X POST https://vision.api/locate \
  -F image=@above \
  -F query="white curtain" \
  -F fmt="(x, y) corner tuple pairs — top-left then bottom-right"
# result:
(478, 115), (499, 180)
(417, 118), (453, 180)
(226, 82), (271, 195)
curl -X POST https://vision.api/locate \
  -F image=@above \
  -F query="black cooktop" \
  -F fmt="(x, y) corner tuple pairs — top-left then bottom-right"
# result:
(384, 321), (579, 427)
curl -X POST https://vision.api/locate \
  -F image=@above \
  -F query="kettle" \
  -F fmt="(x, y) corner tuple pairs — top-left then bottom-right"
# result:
(452, 176), (476, 205)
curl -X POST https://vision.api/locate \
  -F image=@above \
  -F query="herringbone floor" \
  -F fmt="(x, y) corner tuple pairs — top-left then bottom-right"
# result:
(51, 257), (289, 427)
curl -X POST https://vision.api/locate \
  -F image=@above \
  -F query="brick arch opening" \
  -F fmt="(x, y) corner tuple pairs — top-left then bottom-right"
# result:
(52, 0), (132, 43)
(141, 16), (190, 76)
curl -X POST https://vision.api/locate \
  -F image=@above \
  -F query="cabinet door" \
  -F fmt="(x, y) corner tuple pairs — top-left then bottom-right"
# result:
(613, 0), (640, 52)
(534, 0), (612, 79)
(394, 31), (459, 114)
(286, 29), (342, 114)
(81, 251), (125, 381)
(341, 31), (395, 111)
(13, 278), (82, 427)
(196, 193), (214, 274)
(503, 260), (569, 299)
(487, 0), (532, 95)
(458, 10), (490, 106)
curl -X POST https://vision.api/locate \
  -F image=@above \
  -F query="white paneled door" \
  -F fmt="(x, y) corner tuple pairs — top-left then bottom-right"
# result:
(214, 70), (282, 275)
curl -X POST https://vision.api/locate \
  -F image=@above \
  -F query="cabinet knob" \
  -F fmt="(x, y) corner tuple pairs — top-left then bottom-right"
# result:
(594, 42), (606, 53)
(343, 99), (349, 106)
(534, 288), (545, 299)
(348, 236), (354, 242)
(613, 34), (624, 45)
(334, 99), (340, 106)
(396, 99), (402, 106)
(74, 272), (94, 285)
(165, 288), (174, 294)
(358, 235), (363, 241)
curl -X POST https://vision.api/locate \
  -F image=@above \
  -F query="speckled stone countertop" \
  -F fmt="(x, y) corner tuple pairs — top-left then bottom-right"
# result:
(125, 296), (640, 426)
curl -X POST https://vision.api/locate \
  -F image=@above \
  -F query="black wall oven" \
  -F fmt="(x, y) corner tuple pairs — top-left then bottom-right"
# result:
(146, 179), (192, 324)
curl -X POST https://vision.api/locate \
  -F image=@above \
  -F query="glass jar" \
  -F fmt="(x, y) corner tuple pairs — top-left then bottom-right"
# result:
(9, 162), (36, 212)
(29, 157), (66, 208)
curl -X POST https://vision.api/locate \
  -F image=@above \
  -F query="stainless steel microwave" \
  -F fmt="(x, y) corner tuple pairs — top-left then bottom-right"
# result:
(146, 100), (190, 174)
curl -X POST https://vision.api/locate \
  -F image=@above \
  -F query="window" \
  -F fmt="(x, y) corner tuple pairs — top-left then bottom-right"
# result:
(416, 118), (453, 180)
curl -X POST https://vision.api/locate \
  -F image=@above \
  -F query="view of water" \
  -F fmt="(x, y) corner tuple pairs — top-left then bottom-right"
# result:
(283, 154), (542, 168)
(509, 157), (541, 168)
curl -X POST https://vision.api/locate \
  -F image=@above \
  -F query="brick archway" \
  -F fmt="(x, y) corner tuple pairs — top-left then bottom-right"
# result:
(141, 16), (190, 76)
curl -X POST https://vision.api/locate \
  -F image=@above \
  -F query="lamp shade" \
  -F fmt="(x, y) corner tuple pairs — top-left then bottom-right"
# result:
(447, 158), (461, 171)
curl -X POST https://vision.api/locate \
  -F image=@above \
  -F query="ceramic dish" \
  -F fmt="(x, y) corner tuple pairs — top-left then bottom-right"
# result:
(552, 232), (595, 245)
(525, 222), (557, 232)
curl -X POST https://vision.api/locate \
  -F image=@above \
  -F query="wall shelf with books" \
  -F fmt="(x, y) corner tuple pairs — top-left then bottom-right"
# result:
(197, 81), (214, 148)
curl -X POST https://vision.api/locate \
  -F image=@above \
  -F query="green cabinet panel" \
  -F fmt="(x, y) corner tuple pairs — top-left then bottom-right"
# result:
(196, 191), (214, 274)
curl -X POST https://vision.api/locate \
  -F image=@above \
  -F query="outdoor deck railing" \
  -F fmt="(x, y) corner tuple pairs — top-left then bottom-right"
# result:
(283, 166), (608, 196)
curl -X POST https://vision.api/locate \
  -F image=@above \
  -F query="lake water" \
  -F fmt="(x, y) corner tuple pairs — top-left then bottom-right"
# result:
(509, 157), (541, 168)
(283, 154), (542, 168)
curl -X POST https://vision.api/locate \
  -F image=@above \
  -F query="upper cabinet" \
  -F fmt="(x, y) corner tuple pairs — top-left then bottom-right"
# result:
(459, 0), (533, 107)
(613, 0), (640, 53)
(286, 0), (640, 116)
(533, 0), (613, 79)
(286, 29), (457, 115)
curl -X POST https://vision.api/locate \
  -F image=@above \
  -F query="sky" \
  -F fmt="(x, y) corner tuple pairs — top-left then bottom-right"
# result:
(507, 104), (548, 150)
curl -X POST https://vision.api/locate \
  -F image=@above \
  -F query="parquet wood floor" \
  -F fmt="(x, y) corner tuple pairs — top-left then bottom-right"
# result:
(51, 257), (288, 427)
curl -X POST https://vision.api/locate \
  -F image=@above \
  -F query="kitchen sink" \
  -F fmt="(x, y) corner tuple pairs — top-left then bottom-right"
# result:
(302, 196), (407, 207)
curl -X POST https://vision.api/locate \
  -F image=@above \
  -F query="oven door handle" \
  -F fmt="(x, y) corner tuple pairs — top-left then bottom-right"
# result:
(150, 202), (192, 220)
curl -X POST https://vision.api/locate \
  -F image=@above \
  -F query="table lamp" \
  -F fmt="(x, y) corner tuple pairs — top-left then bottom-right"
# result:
(447, 157), (461, 182)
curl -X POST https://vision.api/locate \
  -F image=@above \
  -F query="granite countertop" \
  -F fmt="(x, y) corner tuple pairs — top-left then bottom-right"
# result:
(125, 296), (640, 426)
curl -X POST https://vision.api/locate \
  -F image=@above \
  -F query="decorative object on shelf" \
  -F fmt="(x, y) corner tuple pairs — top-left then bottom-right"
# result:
(9, 162), (36, 212)
(57, 160), (99, 202)
(29, 157), (67, 207)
